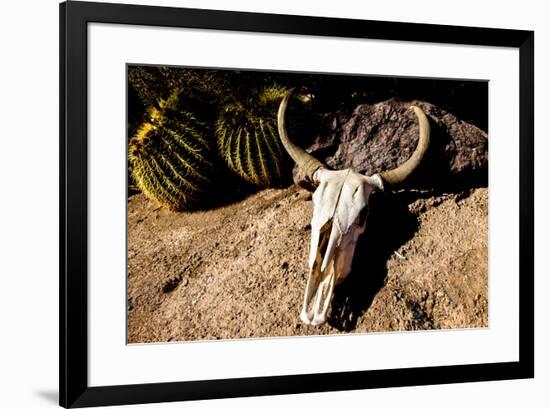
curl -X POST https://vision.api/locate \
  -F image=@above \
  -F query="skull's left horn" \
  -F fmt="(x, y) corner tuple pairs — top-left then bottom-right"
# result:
(277, 89), (325, 182)
(378, 105), (431, 187)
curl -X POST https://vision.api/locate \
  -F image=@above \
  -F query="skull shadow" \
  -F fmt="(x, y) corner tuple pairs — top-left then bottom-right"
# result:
(328, 186), (485, 331)
(328, 190), (419, 331)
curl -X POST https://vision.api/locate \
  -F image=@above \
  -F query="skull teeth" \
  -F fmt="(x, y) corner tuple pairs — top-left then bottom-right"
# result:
(300, 264), (336, 325)
(301, 223), (337, 325)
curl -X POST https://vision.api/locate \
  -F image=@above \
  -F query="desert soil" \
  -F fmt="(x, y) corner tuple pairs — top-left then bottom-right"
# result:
(127, 185), (488, 343)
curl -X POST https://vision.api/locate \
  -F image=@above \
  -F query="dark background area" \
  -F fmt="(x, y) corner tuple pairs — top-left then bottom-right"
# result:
(128, 65), (488, 136)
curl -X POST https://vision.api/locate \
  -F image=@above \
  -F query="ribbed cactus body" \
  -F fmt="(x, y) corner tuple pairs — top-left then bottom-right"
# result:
(216, 86), (303, 186)
(129, 94), (216, 211)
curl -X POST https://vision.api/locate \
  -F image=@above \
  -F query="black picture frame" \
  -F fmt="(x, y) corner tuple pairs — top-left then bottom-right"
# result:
(59, 1), (534, 407)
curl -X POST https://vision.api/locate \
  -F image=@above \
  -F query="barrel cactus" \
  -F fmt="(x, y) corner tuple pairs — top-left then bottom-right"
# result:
(128, 92), (216, 211)
(216, 86), (307, 186)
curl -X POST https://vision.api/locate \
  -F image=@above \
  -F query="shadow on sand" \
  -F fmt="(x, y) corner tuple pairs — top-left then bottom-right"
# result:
(328, 190), (418, 331)
(328, 181), (485, 331)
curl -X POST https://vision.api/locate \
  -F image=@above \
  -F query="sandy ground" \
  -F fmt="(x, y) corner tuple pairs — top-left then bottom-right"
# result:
(127, 185), (488, 343)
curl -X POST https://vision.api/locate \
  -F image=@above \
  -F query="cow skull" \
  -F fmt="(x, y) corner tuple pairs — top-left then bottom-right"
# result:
(277, 89), (431, 325)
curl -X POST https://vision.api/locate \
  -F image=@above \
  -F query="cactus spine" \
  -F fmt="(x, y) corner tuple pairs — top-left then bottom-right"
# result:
(216, 86), (300, 186)
(129, 92), (216, 211)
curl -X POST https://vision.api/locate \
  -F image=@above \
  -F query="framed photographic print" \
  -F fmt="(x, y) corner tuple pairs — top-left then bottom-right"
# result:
(60, 1), (534, 407)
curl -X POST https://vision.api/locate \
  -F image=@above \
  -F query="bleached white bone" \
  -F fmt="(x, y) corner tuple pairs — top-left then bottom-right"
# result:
(301, 168), (384, 325)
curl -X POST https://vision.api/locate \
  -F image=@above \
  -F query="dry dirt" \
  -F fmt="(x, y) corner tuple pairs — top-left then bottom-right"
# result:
(127, 185), (488, 343)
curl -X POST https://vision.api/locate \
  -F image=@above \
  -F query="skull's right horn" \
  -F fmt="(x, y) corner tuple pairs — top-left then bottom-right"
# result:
(277, 89), (325, 183)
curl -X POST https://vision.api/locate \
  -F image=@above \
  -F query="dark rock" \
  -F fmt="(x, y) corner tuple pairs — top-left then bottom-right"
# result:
(293, 98), (488, 190)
